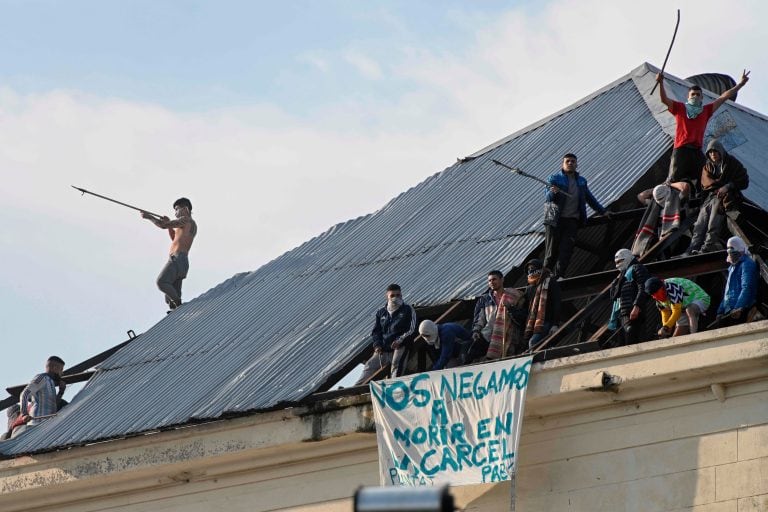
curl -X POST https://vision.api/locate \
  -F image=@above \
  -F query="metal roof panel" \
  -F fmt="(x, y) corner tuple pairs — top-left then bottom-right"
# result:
(4, 63), (767, 456)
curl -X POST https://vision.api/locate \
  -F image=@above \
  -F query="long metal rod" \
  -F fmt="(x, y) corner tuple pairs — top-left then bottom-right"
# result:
(491, 159), (573, 198)
(71, 186), (163, 218)
(650, 9), (681, 95)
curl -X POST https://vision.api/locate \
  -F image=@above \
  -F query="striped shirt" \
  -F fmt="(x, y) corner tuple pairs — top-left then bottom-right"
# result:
(19, 373), (58, 425)
(663, 278), (711, 307)
(655, 278), (711, 329)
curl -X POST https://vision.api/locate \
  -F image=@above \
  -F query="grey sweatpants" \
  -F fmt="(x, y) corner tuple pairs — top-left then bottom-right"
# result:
(689, 194), (725, 253)
(156, 252), (189, 306)
(354, 348), (406, 385)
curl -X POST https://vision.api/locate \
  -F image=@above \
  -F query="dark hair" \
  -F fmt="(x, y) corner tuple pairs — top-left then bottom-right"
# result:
(688, 85), (702, 93)
(173, 197), (192, 211)
(488, 270), (503, 279)
(525, 259), (543, 271)
(563, 153), (577, 160)
(644, 277), (664, 295)
(47, 356), (65, 366)
(386, 283), (401, 292)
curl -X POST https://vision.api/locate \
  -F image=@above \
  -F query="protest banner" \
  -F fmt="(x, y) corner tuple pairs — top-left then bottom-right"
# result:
(371, 356), (532, 487)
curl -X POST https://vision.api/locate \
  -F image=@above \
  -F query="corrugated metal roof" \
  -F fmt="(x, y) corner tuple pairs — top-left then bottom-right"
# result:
(4, 62), (767, 456)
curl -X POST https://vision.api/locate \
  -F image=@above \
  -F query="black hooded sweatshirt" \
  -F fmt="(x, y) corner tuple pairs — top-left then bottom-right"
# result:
(700, 138), (749, 200)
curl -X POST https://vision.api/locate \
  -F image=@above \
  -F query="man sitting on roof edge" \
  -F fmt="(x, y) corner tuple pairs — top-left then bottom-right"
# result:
(355, 283), (417, 384)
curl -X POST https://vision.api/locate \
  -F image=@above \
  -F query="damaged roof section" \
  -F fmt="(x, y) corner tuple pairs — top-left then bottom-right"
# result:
(3, 62), (768, 457)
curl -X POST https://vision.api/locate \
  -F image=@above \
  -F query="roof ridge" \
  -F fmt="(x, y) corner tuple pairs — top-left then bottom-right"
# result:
(635, 62), (768, 123)
(463, 63), (651, 160)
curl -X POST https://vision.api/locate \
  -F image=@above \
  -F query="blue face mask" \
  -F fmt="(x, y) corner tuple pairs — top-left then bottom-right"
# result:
(685, 95), (704, 119)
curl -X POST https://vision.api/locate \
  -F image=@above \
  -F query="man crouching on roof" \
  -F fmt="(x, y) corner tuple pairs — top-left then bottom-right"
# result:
(712, 236), (758, 328)
(645, 277), (710, 338)
(11, 356), (66, 438)
(418, 320), (472, 370)
(355, 284), (417, 384)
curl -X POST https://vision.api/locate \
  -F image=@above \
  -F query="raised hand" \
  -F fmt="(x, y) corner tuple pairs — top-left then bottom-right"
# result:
(739, 69), (750, 86)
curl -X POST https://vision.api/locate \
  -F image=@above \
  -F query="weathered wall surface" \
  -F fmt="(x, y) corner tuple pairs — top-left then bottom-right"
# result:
(513, 322), (768, 511)
(516, 379), (768, 512)
(1, 323), (766, 512)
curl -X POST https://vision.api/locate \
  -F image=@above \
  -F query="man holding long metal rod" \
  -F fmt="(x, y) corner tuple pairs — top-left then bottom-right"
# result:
(141, 198), (198, 311)
(543, 153), (608, 278)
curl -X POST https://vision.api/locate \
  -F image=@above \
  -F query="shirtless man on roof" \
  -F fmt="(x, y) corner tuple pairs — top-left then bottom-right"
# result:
(141, 197), (197, 311)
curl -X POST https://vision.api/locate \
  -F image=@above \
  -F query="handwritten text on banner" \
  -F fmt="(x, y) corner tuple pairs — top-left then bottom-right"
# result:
(371, 356), (532, 487)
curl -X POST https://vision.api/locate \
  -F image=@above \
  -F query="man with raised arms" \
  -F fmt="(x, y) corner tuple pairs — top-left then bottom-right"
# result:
(656, 69), (750, 192)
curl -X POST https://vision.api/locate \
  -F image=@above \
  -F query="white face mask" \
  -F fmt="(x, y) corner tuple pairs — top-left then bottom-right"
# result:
(726, 237), (748, 264)
(174, 207), (188, 219)
(652, 184), (670, 206)
(614, 249), (634, 272)
(387, 297), (403, 311)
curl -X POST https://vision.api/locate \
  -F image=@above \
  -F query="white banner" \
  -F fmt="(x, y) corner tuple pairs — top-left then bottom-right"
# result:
(371, 356), (532, 487)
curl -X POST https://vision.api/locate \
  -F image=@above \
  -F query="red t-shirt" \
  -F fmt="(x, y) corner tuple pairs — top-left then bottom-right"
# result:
(670, 101), (714, 148)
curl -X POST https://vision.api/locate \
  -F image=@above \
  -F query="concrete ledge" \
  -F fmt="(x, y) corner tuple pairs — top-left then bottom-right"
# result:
(0, 395), (376, 511)
(525, 320), (768, 416)
(1, 322), (766, 511)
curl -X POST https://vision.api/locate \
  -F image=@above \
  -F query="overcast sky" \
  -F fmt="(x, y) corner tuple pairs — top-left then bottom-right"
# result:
(1, 0), (766, 393)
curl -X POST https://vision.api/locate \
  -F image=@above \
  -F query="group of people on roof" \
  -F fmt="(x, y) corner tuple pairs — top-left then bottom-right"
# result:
(635, 71), (751, 257)
(354, 261), (564, 384)
(355, 68), (761, 384)
(610, 236), (757, 346)
(4, 69), (759, 434)
(606, 70), (759, 345)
